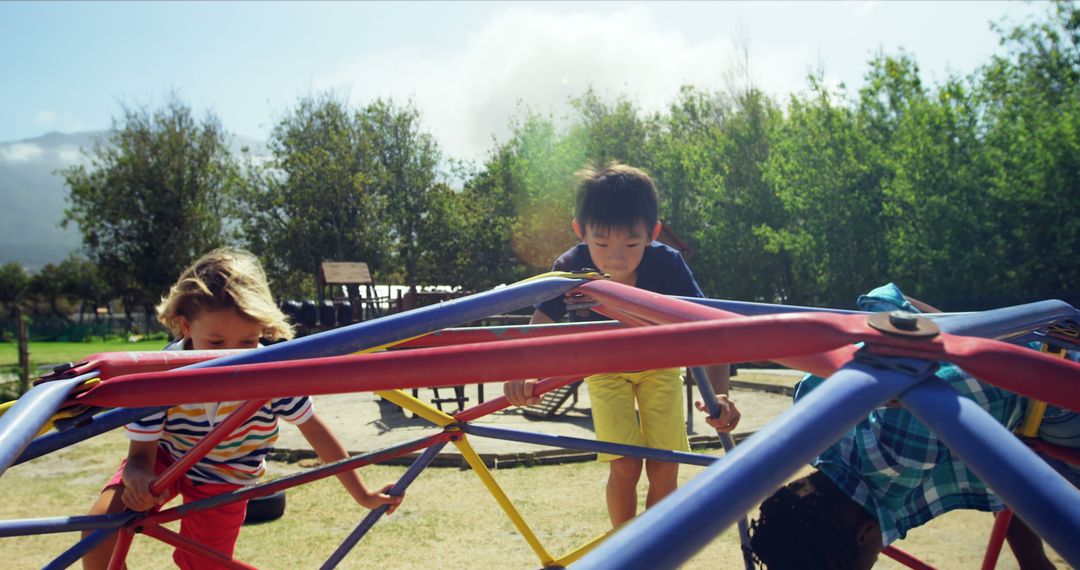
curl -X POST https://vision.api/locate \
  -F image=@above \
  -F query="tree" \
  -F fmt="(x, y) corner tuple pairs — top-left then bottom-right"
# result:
(0, 262), (28, 340)
(416, 158), (528, 290)
(762, 78), (889, 307)
(361, 99), (441, 290)
(28, 263), (73, 324)
(236, 94), (387, 298)
(61, 96), (239, 328)
(973, 0), (1080, 307)
(54, 255), (113, 324)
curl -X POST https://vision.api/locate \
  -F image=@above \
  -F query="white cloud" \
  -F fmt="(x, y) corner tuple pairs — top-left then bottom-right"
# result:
(0, 142), (44, 163)
(855, 1), (880, 22)
(316, 6), (743, 161)
(55, 145), (84, 164)
(34, 110), (58, 126)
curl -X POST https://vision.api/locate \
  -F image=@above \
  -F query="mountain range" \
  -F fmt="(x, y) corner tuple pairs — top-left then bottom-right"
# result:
(0, 131), (266, 271)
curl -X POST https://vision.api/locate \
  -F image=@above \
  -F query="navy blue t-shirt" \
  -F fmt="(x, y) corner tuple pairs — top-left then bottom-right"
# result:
(536, 241), (704, 322)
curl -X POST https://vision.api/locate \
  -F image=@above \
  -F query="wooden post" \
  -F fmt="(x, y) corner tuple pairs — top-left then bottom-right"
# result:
(16, 305), (29, 395)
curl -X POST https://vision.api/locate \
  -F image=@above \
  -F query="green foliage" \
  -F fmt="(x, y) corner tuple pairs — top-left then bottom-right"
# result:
(362, 99), (442, 288)
(416, 161), (525, 290)
(235, 94), (388, 297)
(61, 96), (238, 314)
(495, 110), (584, 272)
(0, 262), (28, 306)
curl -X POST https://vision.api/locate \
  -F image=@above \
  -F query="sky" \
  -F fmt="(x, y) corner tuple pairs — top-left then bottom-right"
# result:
(0, 1), (1051, 162)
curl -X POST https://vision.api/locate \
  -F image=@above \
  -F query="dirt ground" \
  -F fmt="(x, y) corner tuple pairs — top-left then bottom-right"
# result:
(3, 370), (1070, 568)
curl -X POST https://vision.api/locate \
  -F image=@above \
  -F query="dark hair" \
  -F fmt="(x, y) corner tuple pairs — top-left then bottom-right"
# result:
(749, 472), (861, 570)
(574, 161), (659, 236)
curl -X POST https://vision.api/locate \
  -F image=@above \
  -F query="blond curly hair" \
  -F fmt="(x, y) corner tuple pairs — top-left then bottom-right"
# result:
(156, 247), (294, 341)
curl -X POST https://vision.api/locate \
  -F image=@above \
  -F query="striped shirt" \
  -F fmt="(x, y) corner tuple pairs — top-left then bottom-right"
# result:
(795, 364), (1025, 546)
(125, 340), (314, 485)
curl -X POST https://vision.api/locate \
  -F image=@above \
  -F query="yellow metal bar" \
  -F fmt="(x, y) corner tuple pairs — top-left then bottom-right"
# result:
(0, 377), (100, 428)
(353, 333), (430, 355)
(1018, 342), (1070, 437)
(375, 390), (456, 427)
(453, 435), (555, 566)
(520, 270), (607, 284)
(1019, 401), (1049, 438)
(552, 528), (618, 568)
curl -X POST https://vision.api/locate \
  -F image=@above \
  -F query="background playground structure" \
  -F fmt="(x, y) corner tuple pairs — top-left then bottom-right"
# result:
(0, 275), (1077, 568)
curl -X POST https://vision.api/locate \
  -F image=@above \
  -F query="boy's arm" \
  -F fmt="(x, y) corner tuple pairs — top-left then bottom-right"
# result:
(120, 440), (162, 511)
(297, 414), (403, 513)
(695, 364), (741, 433)
(503, 310), (554, 406)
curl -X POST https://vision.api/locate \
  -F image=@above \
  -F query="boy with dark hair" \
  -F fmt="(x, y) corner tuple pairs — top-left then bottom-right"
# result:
(749, 283), (1078, 570)
(504, 162), (740, 527)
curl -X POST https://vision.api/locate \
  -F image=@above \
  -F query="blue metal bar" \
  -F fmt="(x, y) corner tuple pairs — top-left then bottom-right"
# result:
(680, 297), (862, 316)
(321, 441), (447, 569)
(462, 424), (718, 467)
(0, 372), (97, 477)
(574, 359), (934, 569)
(900, 380), (1080, 566)
(44, 526), (116, 570)
(161, 434), (446, 517)
(16, 277), (586, 465)
(689, 366), (753, 570)
(685, 297), (1079, 344)
(929, 300), (1078, 340)
(0, 512), (134, 537)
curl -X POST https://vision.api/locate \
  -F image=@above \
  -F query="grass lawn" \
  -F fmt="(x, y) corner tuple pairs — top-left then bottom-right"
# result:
(0, 338), (168, 370)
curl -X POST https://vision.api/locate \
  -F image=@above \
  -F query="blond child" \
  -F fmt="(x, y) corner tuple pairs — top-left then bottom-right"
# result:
(504, 163), (740, 527)
(83, 247), (402, 569)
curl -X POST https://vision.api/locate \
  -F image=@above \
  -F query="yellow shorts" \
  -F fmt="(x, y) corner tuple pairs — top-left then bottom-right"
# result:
(585, 367), (688, 462)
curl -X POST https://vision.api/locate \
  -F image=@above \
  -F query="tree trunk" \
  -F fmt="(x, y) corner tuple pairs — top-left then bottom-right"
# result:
(16, 305), (29, 395)
(122, 297), (134, 334)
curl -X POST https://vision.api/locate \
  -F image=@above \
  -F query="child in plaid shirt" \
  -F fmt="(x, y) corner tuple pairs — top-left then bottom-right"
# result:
(748, 283), (1079, 570)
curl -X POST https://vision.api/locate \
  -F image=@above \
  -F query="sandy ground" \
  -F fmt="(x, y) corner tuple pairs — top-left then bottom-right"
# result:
(269, 370), (1069, 569)
(273, 371), (799, 463)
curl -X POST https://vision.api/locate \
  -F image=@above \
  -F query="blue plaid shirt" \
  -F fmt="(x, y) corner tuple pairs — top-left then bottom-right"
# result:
(795, 365), (1026, 546)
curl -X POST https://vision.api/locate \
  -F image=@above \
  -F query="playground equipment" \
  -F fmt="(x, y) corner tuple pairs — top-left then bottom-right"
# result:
(0, 273), (1077, 569)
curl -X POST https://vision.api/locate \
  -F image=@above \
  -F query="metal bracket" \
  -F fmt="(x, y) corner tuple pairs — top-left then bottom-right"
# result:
(868, 310), (940, 339)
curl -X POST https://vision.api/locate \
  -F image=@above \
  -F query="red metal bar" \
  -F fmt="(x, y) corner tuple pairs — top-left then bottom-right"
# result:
(39, 350), (248, 384)
(75, 298), (1080, 414)
(76, 313), (873, 408)
(1021, 438), (1080, 467)
(882, 544), (937, 569)
(592, 305), (661, 328)
(140, 524), (257, 569)
(393, 322), (622, 348)
(149, 400), (267, 496)
(868, 338), (1080, 412)
(142, 432), (451, 527)
(106, 528), (134, 570)
(584, 280), (1080, 411)
(454, 376), (581, 423)
(578, 280), (857, 376)
(981, 510), (1014, 570)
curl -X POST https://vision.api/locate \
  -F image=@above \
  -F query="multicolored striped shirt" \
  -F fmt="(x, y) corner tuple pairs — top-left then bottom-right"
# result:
(125, 340), (314, 485)
(795, 364), (1026, 546)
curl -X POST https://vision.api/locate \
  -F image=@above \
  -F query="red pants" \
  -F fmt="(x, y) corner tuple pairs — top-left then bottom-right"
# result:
(107, 450), (249, 569)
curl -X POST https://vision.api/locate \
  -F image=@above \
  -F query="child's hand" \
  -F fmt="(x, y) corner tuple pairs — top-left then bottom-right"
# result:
(120, 468), (164, 512)
(359, 483), (404, 514)
(504, 379), (542, 406)
(696, 394), (741, 433)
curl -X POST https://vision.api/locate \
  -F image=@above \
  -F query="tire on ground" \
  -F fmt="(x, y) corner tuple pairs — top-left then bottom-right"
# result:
(244, 490), (286, 524)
